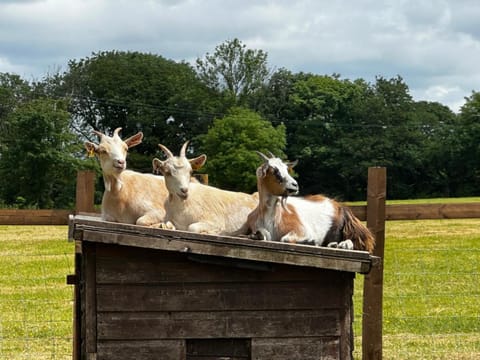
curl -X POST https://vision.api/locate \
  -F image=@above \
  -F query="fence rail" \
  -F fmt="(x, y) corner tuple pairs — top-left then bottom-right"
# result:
(2, 203), (479, 225)
(0, 209), (72, 225)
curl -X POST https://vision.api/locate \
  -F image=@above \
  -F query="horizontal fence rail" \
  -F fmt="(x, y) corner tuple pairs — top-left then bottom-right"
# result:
(1, 205), (480, 226)
(0, 209), (72, 225)
(350, 202), (480, 221)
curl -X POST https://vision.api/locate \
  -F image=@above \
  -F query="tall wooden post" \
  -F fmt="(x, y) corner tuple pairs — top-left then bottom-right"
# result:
(362, 167), (386, 360)
(75, 170), (96, 214)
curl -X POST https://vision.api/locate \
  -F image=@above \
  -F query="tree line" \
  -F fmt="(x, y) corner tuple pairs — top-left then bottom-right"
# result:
(0, 39), (479, 209)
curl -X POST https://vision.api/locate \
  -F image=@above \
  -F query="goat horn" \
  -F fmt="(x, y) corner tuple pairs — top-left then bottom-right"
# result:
(180, 141), (190, 158)
(92, 130), (104, 138)
(113, 127), (122, 138)
(158, 144), (174, 158)
(255, 151), (270, 163)
(267, 151), (276, 158)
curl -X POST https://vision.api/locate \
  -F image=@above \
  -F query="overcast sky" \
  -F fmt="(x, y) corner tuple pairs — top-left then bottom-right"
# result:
(1, 0), (479, 112)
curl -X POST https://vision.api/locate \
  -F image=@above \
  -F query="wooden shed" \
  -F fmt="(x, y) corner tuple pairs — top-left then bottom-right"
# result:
(68, 215), (378, 360)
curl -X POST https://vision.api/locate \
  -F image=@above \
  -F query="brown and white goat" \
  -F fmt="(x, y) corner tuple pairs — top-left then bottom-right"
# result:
(84, 127), (168, 226)
(152, 142), (258, 235)
(244, 152), (375, 253)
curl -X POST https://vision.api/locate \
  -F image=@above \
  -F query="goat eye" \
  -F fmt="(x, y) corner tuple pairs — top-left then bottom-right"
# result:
(273, 168), (283, 183)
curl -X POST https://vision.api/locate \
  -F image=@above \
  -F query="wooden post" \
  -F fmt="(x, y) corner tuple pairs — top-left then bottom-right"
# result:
(362, 167), (386, 360)
(75, 170), (96, 214)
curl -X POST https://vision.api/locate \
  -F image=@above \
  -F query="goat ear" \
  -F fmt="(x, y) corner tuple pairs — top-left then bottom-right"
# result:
(190, 154), (207, 171)
(84, 141), (98, 157)
(152, 158), (167, 175)
(124, 132), (143, 148)
(259, 163), (268, 178)
(287, 159), (298, 169)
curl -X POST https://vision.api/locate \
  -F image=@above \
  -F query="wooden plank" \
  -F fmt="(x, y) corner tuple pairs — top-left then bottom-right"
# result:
(97, 340), (185, 360)
(70, 215), (373, 274)
(96, 281), (347, 312)
(83, 243), (97, 355)
(97, 310), (340, 340)
(363, 167), (386, 360)
(95, 244), (349, 284)
(385, 202), (480, 220)
(84, 228), (370, 273)
(252, 337), (340, 360)
(186, 338), (250, 358)
(0, 209), (71, 225)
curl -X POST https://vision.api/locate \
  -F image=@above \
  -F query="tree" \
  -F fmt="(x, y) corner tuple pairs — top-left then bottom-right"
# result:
(63, 51), (219, 171)
(196, 38), (271, 106)
(454, 91), (480, 195)
(0, 98), (84, 208)
(198, 107), (286, 193)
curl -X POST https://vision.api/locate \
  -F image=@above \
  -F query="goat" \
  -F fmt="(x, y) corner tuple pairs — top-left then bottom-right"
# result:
(84, 127), (168, 226)
(244, 151), (375, 253)
(151, 141), (258, 235)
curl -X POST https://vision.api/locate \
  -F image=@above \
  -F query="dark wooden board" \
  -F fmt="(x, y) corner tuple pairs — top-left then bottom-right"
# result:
(97, 310), (340, 340)
(252, 337), (340, 360)
(96, 281), (347, 312)
(97, 340), (185, 360)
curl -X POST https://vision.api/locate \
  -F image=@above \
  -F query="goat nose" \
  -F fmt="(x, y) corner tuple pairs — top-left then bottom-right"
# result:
(180, 187), (188, 195)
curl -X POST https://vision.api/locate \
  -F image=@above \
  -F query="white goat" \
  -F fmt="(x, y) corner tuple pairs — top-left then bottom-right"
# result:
(244, 152), (375, 253)
(84, 127), (168, 226)
(151, 142), (258, 235)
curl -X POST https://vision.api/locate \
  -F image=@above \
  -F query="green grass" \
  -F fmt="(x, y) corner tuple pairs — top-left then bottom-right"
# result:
(0, 226), (74, 360)
(353, 218), (480, 359)
(0, 218), (479, 359)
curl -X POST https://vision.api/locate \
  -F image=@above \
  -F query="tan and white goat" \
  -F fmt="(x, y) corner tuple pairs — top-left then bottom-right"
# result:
(84, 127), (168, 226)
(244, 152), (375, 253)
(151, 142), (258, 235)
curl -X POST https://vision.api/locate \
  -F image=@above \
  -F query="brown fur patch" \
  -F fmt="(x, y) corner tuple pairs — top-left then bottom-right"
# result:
(341, 206), (375, 253)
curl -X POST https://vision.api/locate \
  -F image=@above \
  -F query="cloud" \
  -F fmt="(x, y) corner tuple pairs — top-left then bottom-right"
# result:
(0, 0), (479, 111)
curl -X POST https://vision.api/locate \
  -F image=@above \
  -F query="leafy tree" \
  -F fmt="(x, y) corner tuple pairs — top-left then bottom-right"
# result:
(198, 107), (286, 193)
(196, 38), (271, 106)
(63, 51), (219, 171)
(454, 91), (480, 195)
(0, 98), (84, 208)
(0, 73), (32, 135)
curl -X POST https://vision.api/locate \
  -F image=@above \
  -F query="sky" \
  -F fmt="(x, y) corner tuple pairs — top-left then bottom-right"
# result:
(1, 0), (479, 113)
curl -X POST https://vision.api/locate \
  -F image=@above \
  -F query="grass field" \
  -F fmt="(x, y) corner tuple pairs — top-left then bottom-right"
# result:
(0, 218), (479, 359)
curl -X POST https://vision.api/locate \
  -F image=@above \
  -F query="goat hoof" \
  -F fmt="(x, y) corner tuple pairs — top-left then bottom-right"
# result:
(157, 221), (176, 230)
(327, 242), (339, 248)
(250, 228), (271, 241)
(338, 239), (354, 250)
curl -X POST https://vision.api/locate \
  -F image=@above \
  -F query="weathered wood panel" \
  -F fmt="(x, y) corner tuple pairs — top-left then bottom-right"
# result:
(385, 202), (480, 220)
(349, 202), (480, 221)
(0, 209), (71, 225)
(252, 337), (340, 360)
(97, 340), (185, 360)
(83, 244), (97, 355)
(187, 338), (250, 359)
(97, 310), (340, 340)
(96, 281), (347, 312)
(95, 244), (352, 284)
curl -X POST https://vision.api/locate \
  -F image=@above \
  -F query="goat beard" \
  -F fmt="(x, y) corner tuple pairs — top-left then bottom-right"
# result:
(280, 193), (290, 212)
